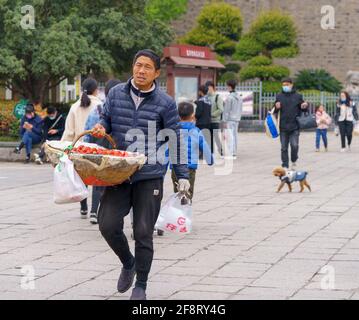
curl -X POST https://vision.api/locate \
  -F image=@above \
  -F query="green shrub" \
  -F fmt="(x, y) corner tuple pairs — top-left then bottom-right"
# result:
(182, 2), (243, 56)
(272, 46), (299, 58)
(295, 69), (343, 93)
(145, 0), (188, 22)
(248, 56), (272, 66)
(0, 100), (19, 138)
(240, 64), (289, 81)
(219, 71), (240, 83)
(233, 36), (263, 61)
(249, 10), (297, 50)
(215, 39), (237, 56)
(224, 63), (241, 73)
(262, 81), (282, 93)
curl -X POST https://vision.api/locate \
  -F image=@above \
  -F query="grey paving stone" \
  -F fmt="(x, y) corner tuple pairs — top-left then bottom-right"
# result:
(1, 133), (359, 300)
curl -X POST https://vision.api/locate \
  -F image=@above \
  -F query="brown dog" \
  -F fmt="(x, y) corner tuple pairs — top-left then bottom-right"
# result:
(273, 167), (311, 193)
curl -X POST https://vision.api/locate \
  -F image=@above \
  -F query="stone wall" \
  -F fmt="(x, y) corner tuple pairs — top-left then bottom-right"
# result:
(172, 0), (359, 83)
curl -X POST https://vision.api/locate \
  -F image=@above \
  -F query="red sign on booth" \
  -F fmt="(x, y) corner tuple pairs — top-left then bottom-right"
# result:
(179, 46), (210, 60)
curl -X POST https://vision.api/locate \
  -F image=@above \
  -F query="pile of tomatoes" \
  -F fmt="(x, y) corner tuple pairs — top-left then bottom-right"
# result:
(72, 145), (129, 157)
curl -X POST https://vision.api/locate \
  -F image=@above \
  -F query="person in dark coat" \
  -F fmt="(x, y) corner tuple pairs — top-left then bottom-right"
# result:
(13, 104), (43, 163)
(93, 49), (190, 301)
(34, 105), (65, 164)
(274, 78), (309, 169)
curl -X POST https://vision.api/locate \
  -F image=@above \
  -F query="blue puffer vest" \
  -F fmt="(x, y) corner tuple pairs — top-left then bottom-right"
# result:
(100, 79), (189, 183)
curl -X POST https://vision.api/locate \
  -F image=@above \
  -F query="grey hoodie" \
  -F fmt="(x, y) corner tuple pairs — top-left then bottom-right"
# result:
(223, 91), (243, 122)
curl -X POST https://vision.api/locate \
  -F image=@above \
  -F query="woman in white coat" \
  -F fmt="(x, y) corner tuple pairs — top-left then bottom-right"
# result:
(335, 91), (359, 152)
(62, 78), (103, 218)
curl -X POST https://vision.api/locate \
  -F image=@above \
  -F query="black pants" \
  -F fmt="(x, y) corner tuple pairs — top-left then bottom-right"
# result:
(197, 125), (211, 159)
(280, 130), (300, 168)
(338, 121), (354, 148)
(80, 186), (104, 214)
(98, 178), (163, 289)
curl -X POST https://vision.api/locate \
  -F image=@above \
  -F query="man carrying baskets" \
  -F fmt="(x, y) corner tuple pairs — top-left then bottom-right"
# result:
(93, 49), (190, 300)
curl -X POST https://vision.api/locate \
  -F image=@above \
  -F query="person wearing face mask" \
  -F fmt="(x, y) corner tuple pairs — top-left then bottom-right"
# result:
(13, 104), (44, 163)
(273, 78), (309, 170)
(335, 91), (359, 152)
(34, 105), (65, 165)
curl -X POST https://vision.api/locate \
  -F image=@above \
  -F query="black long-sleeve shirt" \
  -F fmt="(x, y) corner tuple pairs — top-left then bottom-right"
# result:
(42, 114), (65, 140)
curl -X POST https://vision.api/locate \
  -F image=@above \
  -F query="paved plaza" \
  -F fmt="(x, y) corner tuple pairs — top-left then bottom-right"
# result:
(1, 132), (359, 300)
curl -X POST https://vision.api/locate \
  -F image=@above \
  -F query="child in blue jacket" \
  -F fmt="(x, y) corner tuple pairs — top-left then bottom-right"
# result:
(171, 101), (213, 200)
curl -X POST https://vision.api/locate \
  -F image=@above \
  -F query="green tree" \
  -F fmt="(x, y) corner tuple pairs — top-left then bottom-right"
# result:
(248, 10), (297, 52)
(0, 0), (173, 104)
(145, 0), (188, 22)
(181, 2), (243, 56)
(240, 65), (289, 81)
(295, 69), (343, 93)
(234, 10), (297, 82)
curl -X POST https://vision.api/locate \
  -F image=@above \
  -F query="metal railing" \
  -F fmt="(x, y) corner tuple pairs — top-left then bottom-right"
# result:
(157, 81), (358, 121)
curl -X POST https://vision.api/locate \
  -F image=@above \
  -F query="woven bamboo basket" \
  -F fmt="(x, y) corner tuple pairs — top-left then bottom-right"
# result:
(44, 130), (147, 186)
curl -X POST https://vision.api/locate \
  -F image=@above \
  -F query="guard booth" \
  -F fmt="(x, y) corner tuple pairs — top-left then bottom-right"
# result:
(162, 45), (225, 102)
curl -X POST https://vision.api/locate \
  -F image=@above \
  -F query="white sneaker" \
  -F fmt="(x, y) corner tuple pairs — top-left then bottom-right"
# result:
(348, 146), (351, 152)
(291, 162), (297, 170)
(34, 154), (43, 165)
(341, 148), (346, 153)
(80, 210), (88, 219)
(89, 213), (98, 224)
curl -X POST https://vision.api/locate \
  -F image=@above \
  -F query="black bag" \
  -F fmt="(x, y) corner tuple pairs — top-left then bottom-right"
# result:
(297, 111), (317, 130)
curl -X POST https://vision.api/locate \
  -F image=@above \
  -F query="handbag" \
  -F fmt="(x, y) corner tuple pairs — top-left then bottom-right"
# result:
(265, 108), (280, 139)
(297, 111), (317, 130)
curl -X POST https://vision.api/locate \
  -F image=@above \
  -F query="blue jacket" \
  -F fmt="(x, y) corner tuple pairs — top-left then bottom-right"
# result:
(100, 79), (189, 183)
(170, 122), (213, 170)
(20, 115), (43, 138)
(84, 105), (102, 143)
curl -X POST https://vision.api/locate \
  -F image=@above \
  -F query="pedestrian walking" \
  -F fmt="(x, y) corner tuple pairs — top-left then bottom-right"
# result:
(273, 77), (309, 169)
(92, 49), (189, 300)
(315, 104), (332, 152)
(172, 101), (213, 200)
(205, 81), (224, 156)
(222, 79), (242, 159)
(335, 91), (359, 152)
(61, 77), (103, 219)
(83, 79), (121, 225)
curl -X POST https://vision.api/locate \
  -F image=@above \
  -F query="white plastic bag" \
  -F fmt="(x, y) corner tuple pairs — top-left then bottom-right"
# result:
(155, 193), (192, 234)
(53, 154), (89, 204)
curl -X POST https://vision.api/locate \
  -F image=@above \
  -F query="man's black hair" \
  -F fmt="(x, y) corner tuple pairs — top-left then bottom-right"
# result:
(226, 79), (237, 91)
(178, 102), (194, 119)
(133, 49), (161, 70)
(205, 80), (215, 89)
(25, 103), (35, 114)
(47, 105), (57, 115)
(199, 84), (208, 95)
(105, 79), (121, 97)
(282, 77), (293, 84)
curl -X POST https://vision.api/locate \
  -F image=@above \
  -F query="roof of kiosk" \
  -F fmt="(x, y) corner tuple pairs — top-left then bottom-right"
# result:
(162, 45), (225, 69)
